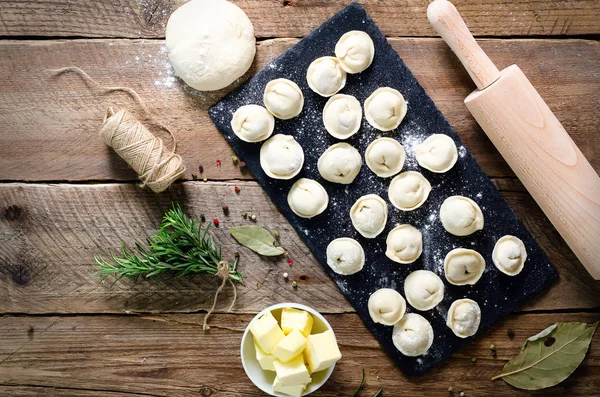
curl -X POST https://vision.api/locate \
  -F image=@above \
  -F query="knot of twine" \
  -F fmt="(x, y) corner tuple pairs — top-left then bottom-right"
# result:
(51, 66), (185, 193)
(202, 261), (238, 331)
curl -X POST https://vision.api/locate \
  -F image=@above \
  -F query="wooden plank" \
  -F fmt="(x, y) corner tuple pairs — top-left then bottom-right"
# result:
(0, 38), (597, 182)
(0, 0), (599, 39)
(1, 182), (598, 315)
(0, 312), (598, 396)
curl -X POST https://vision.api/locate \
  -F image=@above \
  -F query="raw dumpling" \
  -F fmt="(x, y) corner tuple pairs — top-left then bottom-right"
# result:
(322, 94), (362, 139)
(306, 56), (347, 97)
(492, 235), (527, 276)
(440, 196), (484, 236)
(317, 143), (362, 184)
(365, 138), (405, 177)
(385, 224), (423, 264)
(263, 78), (304, 120)
(368, 288), (406, 326)
(350, 194), (388, 238)
(415, 134), (458, 173)
(287, 178), (329, 218)
(231, 104), (275, 142)
(392, 313), (434, 356)
(404, 270), (444, 311)
(388, 171), (431, 211)
(446, 299), (481, 338)
(444, 248), (485, 285)
(334, 30), (375, 74)
(260, 134), (304, 179)
(364, 87), (407, 131)
(326, 237), (365, 275)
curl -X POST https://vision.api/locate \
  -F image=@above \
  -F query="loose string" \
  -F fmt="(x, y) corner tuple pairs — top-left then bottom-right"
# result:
(203, 261), (238, 331)
(50, 67), (184, 192)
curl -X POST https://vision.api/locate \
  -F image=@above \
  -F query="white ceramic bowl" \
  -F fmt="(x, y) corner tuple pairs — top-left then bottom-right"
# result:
(240, 302), (337, 396)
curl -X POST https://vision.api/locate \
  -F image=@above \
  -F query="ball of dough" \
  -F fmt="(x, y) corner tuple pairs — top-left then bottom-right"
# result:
(388, 171), (431, 211)
(350, 194), (388, 239)
(444, 248), (485, 285)
(231, 104), (274, 142)
(306, 56), (347, 97)
(446, 299), (481, 338)
(365, 137), (405, 178)
(440, 196), (484, 236)
(334, 30), (375, 74)
(263, 78), (304, 120)
(317, 143), (362, 184)
(492, 235), (527, 276)
(322, 94), (362, 139)
(368, 288), (406, 326)
(415, 134), (458, 173)
(287, 178), (328, 218)
(165, 0), (256, 91)
(404, 270), (444, 311)
(259, 134), (304, 179)
(385, 224), (423, 264)
(364, 87), (407, 131)
(392, 313), (434, 357)
(326, 237), (365, 275)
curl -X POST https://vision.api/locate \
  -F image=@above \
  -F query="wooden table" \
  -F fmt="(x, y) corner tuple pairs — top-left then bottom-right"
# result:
(1, 1), (599, 396)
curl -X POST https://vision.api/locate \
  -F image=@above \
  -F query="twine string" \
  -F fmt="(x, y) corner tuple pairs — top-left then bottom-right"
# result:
(203, 261), (238, 331)
(51, 67), (184, 193)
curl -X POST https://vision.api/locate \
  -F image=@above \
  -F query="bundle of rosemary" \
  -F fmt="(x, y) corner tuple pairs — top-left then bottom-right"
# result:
(94, 204), (243, 286)
(94, 204), (243, 330)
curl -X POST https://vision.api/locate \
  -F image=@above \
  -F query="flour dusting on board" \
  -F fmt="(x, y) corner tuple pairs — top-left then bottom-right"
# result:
(208, 3), (557, 376)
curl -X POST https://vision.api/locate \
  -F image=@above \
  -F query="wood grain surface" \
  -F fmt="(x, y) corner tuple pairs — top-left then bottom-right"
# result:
(1, 182), (598, 315)
(0, 312), (599, 396)
(0, 38), (598, 182)
(1, 0), (599, 39)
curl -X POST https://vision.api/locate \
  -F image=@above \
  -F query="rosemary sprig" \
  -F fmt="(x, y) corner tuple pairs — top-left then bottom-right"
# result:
(94, 204), (243, 286)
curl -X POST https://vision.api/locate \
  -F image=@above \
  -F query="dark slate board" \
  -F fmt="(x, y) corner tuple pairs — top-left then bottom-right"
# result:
(208, 3), (558, 376)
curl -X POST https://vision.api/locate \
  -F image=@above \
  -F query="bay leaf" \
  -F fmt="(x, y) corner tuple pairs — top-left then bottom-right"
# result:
(492, 321), (598, 390)
(229, 225), (285, 256)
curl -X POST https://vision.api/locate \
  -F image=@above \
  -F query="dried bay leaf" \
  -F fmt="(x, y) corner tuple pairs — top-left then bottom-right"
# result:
(229, 225), (285, 256)
(493, 321), (598, 390)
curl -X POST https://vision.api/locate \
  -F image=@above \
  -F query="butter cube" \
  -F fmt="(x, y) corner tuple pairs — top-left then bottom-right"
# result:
(254, 341), (276, 371)
(281, 308), (314, 337)
(272, 329), (307, 362)
(273, 355), (312, 386)
(304, 330), (342, 373)
(250, 311), (285, 353)
(273, 376), (306, 397)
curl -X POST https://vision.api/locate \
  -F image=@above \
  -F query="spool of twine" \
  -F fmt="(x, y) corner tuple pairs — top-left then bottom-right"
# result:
(52, 67), (185, 193)
(101, 107), (185, 193)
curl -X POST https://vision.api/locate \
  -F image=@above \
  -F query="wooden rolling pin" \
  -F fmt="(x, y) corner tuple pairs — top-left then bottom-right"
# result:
(427, 0), (600, 280)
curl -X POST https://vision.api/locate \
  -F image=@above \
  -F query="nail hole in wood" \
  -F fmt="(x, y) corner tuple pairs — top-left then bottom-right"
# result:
(4, 205), (23, 221)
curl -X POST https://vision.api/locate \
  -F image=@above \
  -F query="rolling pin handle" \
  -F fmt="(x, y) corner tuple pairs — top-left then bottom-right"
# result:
(427, 0), (501, 90)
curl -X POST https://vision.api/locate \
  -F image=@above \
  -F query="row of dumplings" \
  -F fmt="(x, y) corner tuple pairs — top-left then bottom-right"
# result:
(326, 231), (528, 280)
